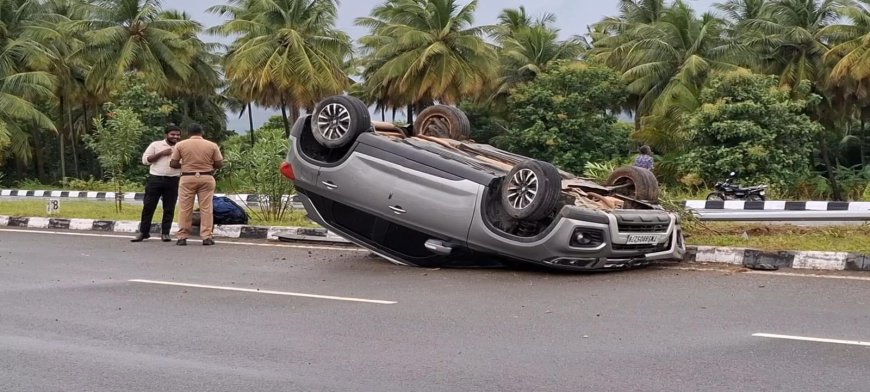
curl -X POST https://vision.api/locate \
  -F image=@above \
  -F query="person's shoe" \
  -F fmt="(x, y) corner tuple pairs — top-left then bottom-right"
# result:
(202, 238), (215, 246)
(130, 233), (150, 242)
(176, 239), (187, 246)
(161, 234), (171, 242)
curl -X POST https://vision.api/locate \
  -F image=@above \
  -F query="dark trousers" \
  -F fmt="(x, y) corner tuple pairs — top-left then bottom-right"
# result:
(139, 175), (180, 235)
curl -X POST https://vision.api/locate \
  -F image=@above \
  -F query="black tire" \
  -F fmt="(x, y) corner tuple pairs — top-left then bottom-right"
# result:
(605, 166), (660, 202)
(746, 194), (764, 202)
(706, 192), (725, 201)
(500, 159), (562, 220)
(310, 95), (371, 148)
(413, 105), (471, 140)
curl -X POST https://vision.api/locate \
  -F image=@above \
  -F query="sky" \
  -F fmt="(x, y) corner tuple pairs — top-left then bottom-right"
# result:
(175, 0), (719, 132)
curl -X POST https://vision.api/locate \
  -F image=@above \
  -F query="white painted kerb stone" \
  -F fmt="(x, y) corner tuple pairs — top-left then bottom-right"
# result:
(69, 219), (94, 230)
(792, 251), (848, 271)
(27, 217), (50, 229)
(113, 220), (140, 233)
(212, 225), (242, 238)
(695, 246), (745, 265)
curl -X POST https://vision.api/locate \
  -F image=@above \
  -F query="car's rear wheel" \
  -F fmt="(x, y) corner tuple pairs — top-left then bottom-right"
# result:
(500, 159), (562, 221)
(605, 166), (660, 202)
(311, 95), (371, 149)
(413, 105), (471, 140)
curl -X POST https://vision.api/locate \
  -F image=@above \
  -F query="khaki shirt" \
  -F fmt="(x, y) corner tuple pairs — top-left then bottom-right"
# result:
(142, 140), (181, 177)
(171, 136), (223, 173)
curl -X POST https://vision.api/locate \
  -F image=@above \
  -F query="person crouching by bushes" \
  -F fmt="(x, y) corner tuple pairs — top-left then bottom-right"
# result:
(634, 145), (654, 171)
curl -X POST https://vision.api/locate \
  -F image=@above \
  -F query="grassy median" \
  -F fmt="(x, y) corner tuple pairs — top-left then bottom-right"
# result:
(685, 223), (870, 253)
(0, 199), (317, 227)
(2, 199), (868, 253)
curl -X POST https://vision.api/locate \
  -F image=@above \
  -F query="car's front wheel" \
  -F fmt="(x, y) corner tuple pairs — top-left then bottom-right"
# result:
(310, 95), (371, 149)
(413, 105), (471, 140)
(500, 159), (562, 221)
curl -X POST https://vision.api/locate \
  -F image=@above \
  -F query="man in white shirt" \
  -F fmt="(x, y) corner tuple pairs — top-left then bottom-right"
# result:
(131, 125), (182, 242)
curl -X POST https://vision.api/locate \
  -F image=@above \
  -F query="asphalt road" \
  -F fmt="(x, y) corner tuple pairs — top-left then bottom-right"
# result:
(1, 229), (869, 392)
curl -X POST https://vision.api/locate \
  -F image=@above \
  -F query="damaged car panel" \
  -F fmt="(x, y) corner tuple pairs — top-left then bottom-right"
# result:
(281, 95), (686, 271)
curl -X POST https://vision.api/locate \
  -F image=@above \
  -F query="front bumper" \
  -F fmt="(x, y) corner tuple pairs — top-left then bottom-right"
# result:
(468, 206), (686, 271)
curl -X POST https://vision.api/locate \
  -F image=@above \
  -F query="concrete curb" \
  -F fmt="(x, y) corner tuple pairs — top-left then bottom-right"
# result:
(3, 215), (867, 271)
(684, 246), (870, 272)
(0, 215), (350, 244)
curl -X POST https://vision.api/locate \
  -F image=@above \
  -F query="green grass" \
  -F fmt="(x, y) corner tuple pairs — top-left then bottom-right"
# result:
(0, 199), (316, 227)
(685, 223), (870, 253)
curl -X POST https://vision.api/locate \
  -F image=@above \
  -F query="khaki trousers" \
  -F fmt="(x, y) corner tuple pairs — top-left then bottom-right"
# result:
(177, 175), (216, 240)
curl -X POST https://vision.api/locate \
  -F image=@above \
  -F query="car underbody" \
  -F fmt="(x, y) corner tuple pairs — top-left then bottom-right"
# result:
(282, 96), (686, 271)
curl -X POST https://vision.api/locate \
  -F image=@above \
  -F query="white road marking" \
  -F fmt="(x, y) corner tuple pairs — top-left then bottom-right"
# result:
(664, 266), (870, 282)
(753, 333), (870, 347)
(0, 228), (365, 252)
(129, 279), (397, 305)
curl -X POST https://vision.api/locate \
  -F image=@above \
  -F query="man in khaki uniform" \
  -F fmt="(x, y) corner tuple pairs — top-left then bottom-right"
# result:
(170, 123), (224, 246)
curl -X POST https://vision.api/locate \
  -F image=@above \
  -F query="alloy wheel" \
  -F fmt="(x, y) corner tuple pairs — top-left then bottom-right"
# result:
(507, 168), (538, 209)
(316, 103), (351, 141)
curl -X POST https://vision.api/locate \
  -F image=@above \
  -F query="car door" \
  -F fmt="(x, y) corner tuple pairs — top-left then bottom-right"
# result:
(385, 163), (480, 245)
(316, 151), (396, 218)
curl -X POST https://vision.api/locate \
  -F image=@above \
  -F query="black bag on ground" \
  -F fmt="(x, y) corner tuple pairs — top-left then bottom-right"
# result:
(190, 197), (249, 226)
(213, 196), (249, 225)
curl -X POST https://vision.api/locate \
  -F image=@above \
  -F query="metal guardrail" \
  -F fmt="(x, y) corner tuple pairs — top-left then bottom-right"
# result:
(696, 211), (870, 221)
(684, 200), (870, 222)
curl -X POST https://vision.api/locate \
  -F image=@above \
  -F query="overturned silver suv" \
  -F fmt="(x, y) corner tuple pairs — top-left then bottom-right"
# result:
(280, 95), (685, 271)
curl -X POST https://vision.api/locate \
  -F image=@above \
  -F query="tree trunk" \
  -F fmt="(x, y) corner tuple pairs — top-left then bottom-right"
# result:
(291, 106), (300, 124)
(58, 95), (66, 180)
(247, 102), (255, 147)
(407, 105), (414, 124)
(819, 135), (843, 201)
(634, 102), (642, 132)
(82, 103), (90, 133)
(33, 131), (46, 181)
(67, 100), (80, 178)
(280, 99), (290, 138)
(381, 107), (385, 122)
(861, 107), (867, 167)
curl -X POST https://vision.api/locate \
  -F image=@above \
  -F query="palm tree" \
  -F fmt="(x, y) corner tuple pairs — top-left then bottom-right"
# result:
(592, 1), (743, 152)
(0, 0), (57, 168)
(493, 7), (586, 96)
(209, 0), (352, 134)
(715, 0), (770, 27)
(819, 0), (870, 164)
(742, 0), (856, 199)
(25, 0), (92, 178)
(743, 0), (846, 87)
(589, 0), (670, 130)
(159, 10), (226, 133)
(76, 0), (196, 95)
(356, 0), (497, 121)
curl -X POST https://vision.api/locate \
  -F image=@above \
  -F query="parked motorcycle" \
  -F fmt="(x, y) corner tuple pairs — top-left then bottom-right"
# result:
(706, 172), (768, 201)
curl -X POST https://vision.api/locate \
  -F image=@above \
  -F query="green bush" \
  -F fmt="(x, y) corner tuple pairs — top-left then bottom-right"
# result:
(683, 71), (822, 189)
(222, 127), (295, 223)
(84, 107), (148, 211)
(495, 61), (631, 174)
